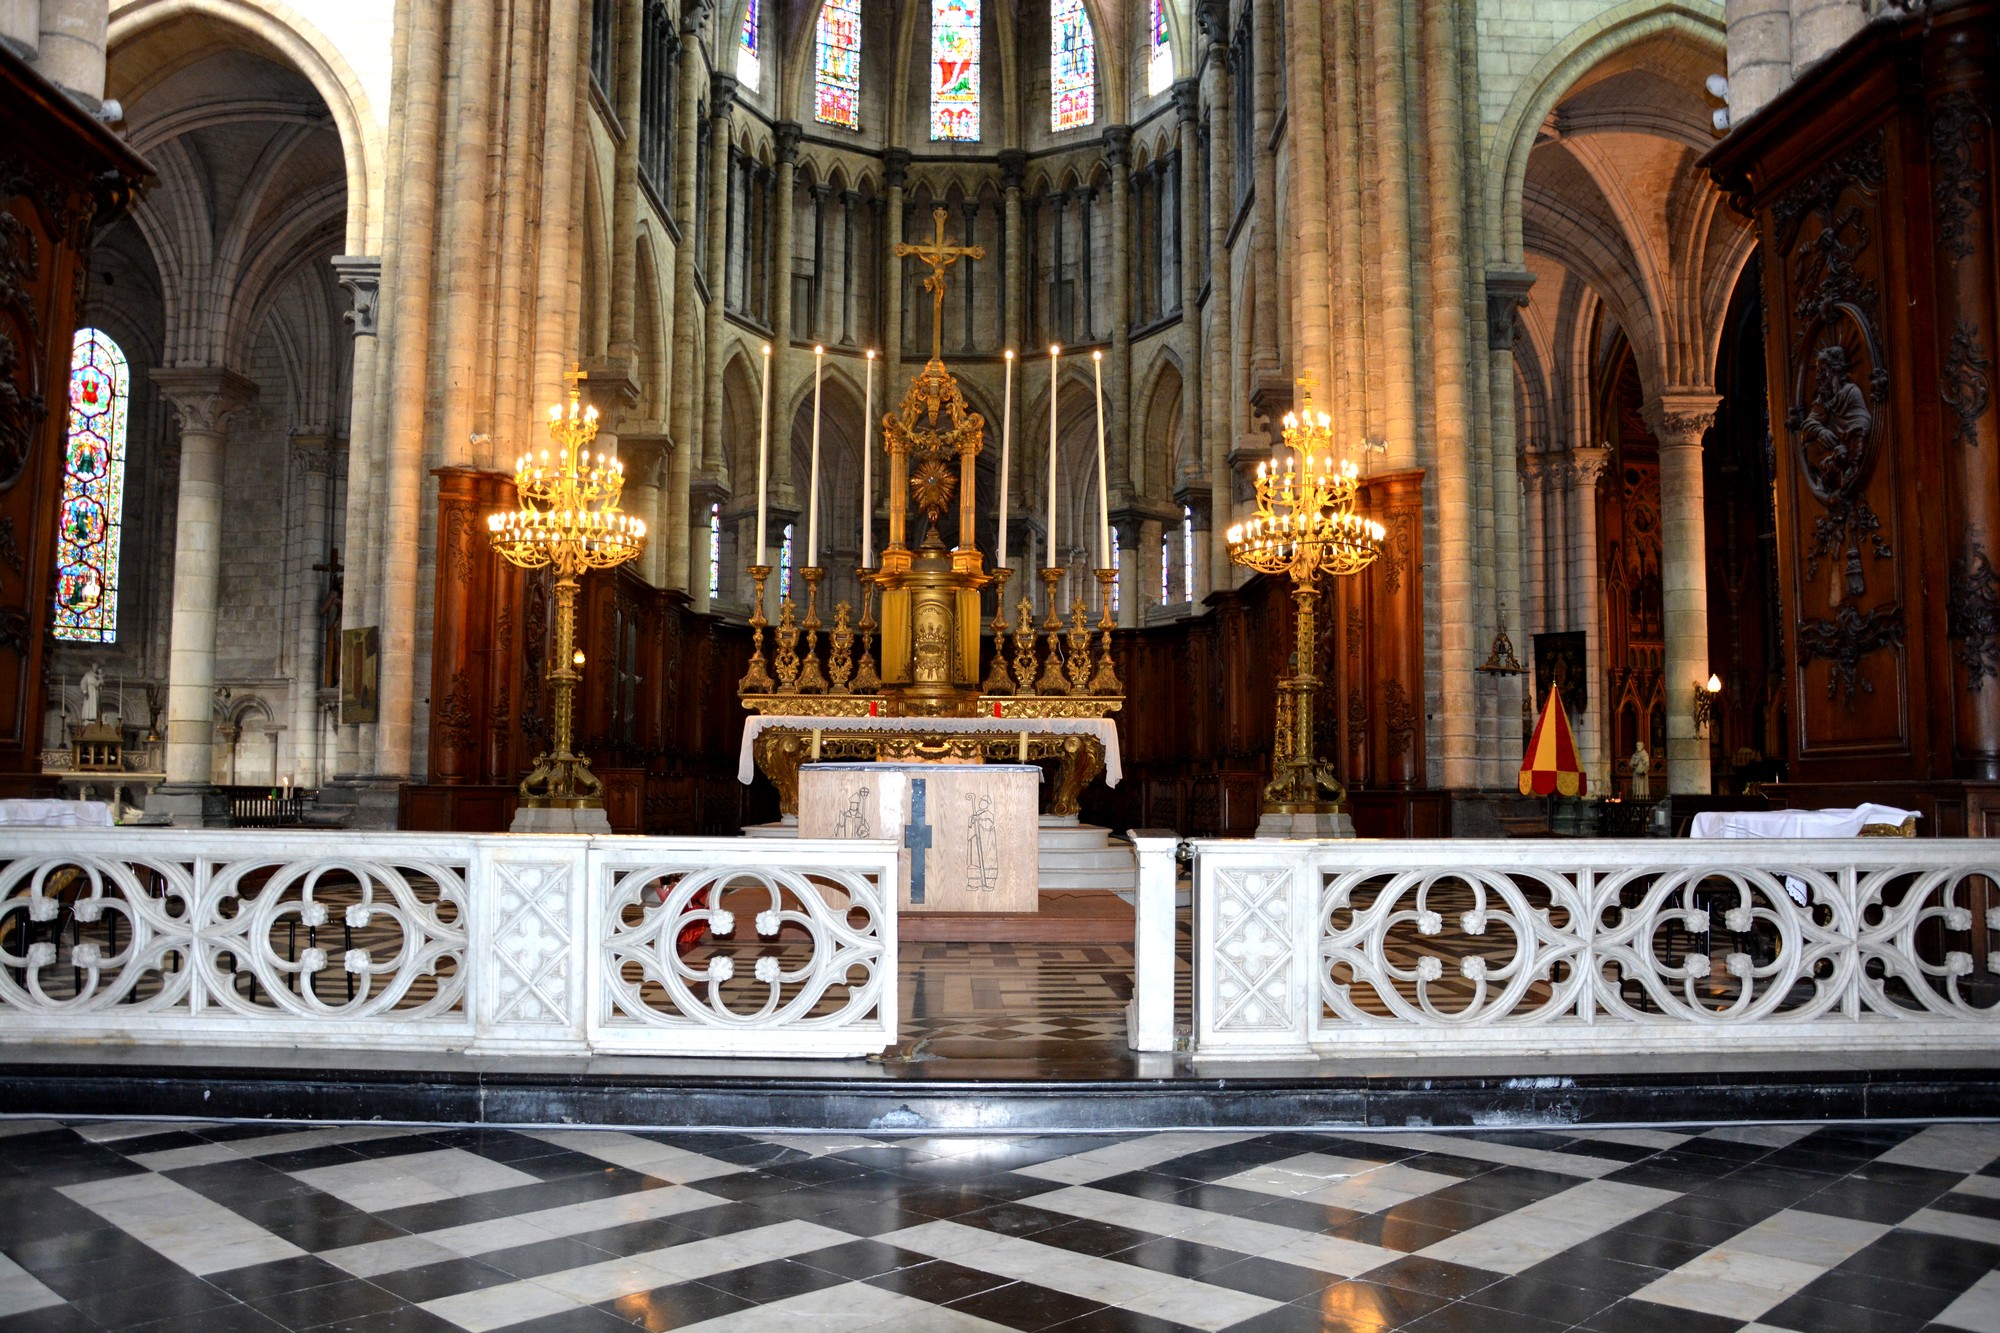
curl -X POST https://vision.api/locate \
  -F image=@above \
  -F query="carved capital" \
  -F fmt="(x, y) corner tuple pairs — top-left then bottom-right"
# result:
(774, 120), (802, 164)
(1644, 392), (1721, 446)
(150, 368), (257, 436)
(576, 356), (642, 428)
(1172, 78), (1201, 124)
(289, 431), (331, 475)
(617, 432), (673, 491)
(1103, 125), (1132, 168)
(709, 73), (738, 118)
(883, 148), (911, 191)
(1519, 452), (1546, 486)
(1567, 445), (1611, 490)
(997, 149), (1028, 191)
(1484, 265), (1534, 352)
(331, 255), (382, 337)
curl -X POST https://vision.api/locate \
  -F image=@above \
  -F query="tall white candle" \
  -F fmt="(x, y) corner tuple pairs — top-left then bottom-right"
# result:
(862, 350), (875, 567)
(1092, 350), (1110, 568)
(808, 345), (825, 566)
(998, 350), (1014, 569)
(1047, 345), (1060, 572)
(755, 343), (772, 560)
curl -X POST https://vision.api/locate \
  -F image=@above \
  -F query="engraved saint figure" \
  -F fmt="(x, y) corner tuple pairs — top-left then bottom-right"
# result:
(1800, 344), (1872, 501)
(835, 785), (870, 839)
(966, 793), (998, 892)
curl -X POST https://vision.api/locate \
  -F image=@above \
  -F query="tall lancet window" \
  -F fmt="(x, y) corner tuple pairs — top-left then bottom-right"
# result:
(1051, 0), (1096, 132)
(737, 0), (762, 91)
(815, 0), (862, 129)
(930, 0), (980, 141)
(53, 328), (128, 643)
(1148, 0), (1173, 96)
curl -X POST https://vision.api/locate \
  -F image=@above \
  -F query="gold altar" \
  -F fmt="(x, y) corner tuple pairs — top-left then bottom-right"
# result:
(738, 209), (1121, 818)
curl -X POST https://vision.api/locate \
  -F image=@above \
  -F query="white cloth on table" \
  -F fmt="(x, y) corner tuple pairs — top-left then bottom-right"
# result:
(738, 714), (1122, 786)
(1690, 804), (1921, 905)
(0, 799), (113, 828)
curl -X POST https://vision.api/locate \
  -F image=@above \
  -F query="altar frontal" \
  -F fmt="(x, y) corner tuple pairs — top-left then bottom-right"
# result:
(800, 763), (1038, 914)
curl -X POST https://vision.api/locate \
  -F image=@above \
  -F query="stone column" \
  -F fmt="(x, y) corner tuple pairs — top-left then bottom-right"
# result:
(1566, 446), (1610, 792)
(1173, 80), (1203, 508)
(148, 369), (256, 825)
(1487, 267), (1533, 778)
(35, 0), (106, 105)
(1249, 0), (1280, 378)
(1520, 453), (1547, 637)
(606, 0), (643, 367)
(1790, 0), (1865, 75)
(289, 433), (331, 787)
(1286, 0), (1331, 394)
(1727, 0), (1792, 122)
(329, 257), (380, 781)
(1000, 150), (1026, 352)
(664, 13), (705, 593)
(1105, 127), (1133, 510)
(1201, 11), (1235, 586)
(1649, 395), (1719, 794)
(619, 433), (671, 586)
(700, 74), (736, 482)
(770, 122), (801, 506)
(883, 149), (908, 375)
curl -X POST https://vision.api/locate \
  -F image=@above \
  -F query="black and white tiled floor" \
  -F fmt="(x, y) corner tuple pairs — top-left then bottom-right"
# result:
(2, 1117), (1998, 1332)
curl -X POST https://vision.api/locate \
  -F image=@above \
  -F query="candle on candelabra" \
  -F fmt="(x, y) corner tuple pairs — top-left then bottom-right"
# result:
(1092, 350), (1110, 569)
(862, 350), (875, 567)
(755, 343), (772, 562)
(808, 345), (824, 566)
(1046, 345), (1059, 577)
(999, 349), (1013, 569)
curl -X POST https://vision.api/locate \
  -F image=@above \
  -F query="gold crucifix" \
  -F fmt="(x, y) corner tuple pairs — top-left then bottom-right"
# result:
(895, 207), (986, 362)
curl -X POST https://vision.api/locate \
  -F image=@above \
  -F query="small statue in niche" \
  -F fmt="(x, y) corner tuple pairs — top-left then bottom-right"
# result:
(1630, 741), (1651, 801)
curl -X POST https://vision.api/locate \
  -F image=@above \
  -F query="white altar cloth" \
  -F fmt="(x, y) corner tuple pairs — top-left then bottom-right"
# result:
(1690, 804), (1920, 840)
(0, 799), (113, 828)
(738, 715), (1123, 786)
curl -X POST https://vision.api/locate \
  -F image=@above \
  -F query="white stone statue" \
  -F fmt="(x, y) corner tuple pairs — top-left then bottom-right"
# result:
(1630, 741), (1652, 800)
(78, 664), (103, 724)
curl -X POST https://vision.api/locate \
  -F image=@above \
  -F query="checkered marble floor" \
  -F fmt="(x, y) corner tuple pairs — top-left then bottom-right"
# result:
(1, 1118), (1997, 1332)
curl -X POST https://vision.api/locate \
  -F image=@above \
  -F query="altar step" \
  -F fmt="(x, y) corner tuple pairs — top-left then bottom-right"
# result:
(900, 890), (1133, 943)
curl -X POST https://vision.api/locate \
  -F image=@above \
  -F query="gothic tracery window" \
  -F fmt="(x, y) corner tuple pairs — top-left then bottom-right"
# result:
(1148, 0), (1173, 96)
(737, 0), (762, 92)
(815, 0), (861, 130)
(53, 328), (128, 643)
(1051, 0), (1097, 132)
(930, 0), (980, 142)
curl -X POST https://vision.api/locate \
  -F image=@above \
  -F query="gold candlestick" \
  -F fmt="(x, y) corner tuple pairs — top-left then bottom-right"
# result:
(852, 571), (881, 694)
(1036, 566), (1070, 695)
(1011, 593), (1039, 696)
(773, 580), (802, 691)
(981, 567), (1015, 694)
(738, 564), (775, 694)
(1090, 567), (1122, 695)
(828, 599), (855, 693)
(1065, 592), (1092, 693)
(795, 567), (829, 692)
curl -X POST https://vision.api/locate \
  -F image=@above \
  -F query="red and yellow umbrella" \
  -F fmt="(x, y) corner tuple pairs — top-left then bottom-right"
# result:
(1520, 686), (1586, 797)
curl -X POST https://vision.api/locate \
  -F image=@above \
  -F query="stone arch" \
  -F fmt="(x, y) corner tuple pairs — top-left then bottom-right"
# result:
(109, 0), (385, 252)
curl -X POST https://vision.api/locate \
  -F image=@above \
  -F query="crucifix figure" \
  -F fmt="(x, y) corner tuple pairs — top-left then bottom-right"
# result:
(895, 206), (986, 362)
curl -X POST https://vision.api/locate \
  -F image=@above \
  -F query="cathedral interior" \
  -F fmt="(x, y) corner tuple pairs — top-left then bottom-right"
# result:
(2, 3), (2000, 1330)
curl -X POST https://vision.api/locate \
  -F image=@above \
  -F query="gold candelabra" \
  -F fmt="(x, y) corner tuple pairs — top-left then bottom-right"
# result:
(488, 367), (646, 808)
(1226, 391), (1384, 815)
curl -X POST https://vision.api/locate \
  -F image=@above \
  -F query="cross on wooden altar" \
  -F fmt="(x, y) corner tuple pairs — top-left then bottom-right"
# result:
(904, 777), (933, 904)
(563, 362), (588, 394)
(895, 206), (986, 362)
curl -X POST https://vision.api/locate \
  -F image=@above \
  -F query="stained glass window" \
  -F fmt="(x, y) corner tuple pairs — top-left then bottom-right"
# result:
(53, 328), (128, 643)
(1183, 505), (1194, 601)
(1161, 536), (1170, 604)
(815, 0), (861, 129)
(737, 0), (761, 92)
(1051, 0), (1096, 132)
(929, 0), (980, 141)
(708, 502), (722, 599)
(1148, 0), (1174, 96)
(1110, 526), (1120, 613)
(779, 522), (794, 600)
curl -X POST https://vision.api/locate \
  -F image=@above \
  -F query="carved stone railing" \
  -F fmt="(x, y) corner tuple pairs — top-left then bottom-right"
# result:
(0, 831), (897, 1058)
(1182, 839), (2000, 1061)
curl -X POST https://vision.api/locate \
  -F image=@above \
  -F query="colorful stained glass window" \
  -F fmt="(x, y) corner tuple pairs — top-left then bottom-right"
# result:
(779, 522), (794, 600)
(53, 328), (128, 643)
(1051, 0), (1096, 132)
(708, 502), (722, 599)
(815, 0), (861, 129)
(1148, 0), (1174, 96)
(1183, 505), (1194, 601)
(929, 0), (980, 141)
(1110, 525), (1121, 613)
(737, 0), (761, 92)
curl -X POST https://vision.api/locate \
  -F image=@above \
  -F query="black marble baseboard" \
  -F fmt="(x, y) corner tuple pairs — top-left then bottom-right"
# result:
(2, 1048), (1995, 1132)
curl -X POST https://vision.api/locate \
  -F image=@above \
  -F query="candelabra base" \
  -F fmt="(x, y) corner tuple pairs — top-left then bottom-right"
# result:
(511, 804), (613, 834)
(1254, 805), (1355, 840)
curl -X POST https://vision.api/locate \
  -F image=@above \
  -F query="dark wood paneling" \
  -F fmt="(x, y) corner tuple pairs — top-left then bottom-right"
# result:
(0, 47), (149, 796)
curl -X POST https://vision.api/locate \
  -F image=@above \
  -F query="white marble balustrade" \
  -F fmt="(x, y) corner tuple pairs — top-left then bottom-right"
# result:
(1158, 838), (2000, 1062)
(0, 831), (899, 1059)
